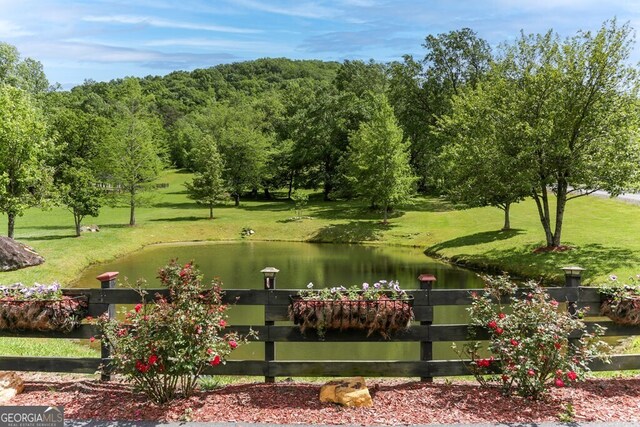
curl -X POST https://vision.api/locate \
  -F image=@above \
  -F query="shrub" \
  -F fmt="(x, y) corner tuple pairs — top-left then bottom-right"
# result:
(455, 275), (610, 399)
(99, 261), (254, 404)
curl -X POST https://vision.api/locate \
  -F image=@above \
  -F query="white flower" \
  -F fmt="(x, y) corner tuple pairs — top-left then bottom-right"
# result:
(610, 275), (618, 281)
(362, 283), (369, 290)
(307, 282), (314, 289)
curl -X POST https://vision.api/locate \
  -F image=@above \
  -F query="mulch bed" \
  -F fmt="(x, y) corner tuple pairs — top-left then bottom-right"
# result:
(5, 374), (640, 424)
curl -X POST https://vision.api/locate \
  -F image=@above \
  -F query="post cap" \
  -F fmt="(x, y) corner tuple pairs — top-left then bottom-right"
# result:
(418, 274), (436, 282)
(96, 272), (119, 282)
(260, 267), (280, 275)
(561, 266), (585, 277)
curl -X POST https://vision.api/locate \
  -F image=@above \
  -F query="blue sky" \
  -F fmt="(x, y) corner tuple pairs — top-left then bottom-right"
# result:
(2, 0), (639, 88)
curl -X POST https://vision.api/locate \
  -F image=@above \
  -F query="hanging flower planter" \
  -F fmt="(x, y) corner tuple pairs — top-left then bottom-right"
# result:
(0, 296), (88, 332)
(600, 296), (640, 326)
(289, 281), (414, 338)
(0, 283), (88, 332)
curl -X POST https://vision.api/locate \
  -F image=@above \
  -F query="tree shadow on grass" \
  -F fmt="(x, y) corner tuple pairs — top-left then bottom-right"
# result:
(406, 196), (466, 212)
(446, 243), (640, 283)
(21, 234), (77, 241)
(311, 204), (405, 221)
(309, 221), (396, 243)
(428, 229), (525, 252)
(152, 201), (201, 209)
(149, 216), (210, 222)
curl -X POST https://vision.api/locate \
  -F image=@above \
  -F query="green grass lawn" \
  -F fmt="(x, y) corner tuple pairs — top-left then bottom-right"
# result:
(1, 169), (639, 286)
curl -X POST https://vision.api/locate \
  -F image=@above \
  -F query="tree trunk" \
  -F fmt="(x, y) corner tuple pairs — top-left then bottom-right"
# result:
(129, 189), (136, 226)
(234, 193), (240, 207)
(74, 211), (82, 237)
(532, 185), (554, 247)
(287, 173), (294, 199)
(209, 204), (213, 219)
(502, 203), (511, 231)
(7, 213), (15, 239)
(383, 202), (388, 224)
(552, 178), (569, 247)
(323, 182), (332, 201)
(264, 188), (271, 200)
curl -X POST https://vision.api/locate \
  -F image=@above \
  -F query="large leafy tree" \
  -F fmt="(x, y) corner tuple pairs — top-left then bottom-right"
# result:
(444, 20), (640, 247)
(344, 93), (415, 223)
(0, 85), (50, 238)
(185, 137), (226, 219)
(0, 42), (49, 95)
(437, 78), (530, 230)
(101, 78), (164, 226)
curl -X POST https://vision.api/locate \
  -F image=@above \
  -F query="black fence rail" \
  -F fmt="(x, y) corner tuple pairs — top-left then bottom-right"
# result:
(1, 271), (639, 382)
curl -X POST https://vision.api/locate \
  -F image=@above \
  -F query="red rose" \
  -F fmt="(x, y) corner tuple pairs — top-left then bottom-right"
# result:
(487, 320), (498, 329)
(477, 359), (490, 368)
(148, 354), (158, 365)
(135, 360), (150, 373)
(527, 369), (535, 376)
(510, 339), (518, 347)
(495, 327), (504, 335)
(501, 375), (509, 382)
(89, 336), (96, 343)
(498, 313), (506, 319)
(134, 303), (143, 313)
(219, 320), (227, 328)
(210, 355), (221, 366)
(554, 342), (562, 350)
(555, 378), (565, 387)
(567, 371), (578, 381)
(117, 328), (127, 337)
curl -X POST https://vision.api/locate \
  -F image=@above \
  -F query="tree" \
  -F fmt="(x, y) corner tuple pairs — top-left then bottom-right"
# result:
(59, 161), (103, 236)
(442, 20), (640, 247)
(101, 78), (164, 226)
(185, 137), (226, 219)
(437, 78), (530, 230)
(0, 85), (50, 238)
(0, 42), (49, 94)
(344, 93), (415, 223)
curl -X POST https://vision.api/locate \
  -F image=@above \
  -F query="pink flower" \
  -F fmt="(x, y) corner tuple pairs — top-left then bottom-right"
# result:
(134, 303), (143, 313)
(206, 348), (214, 355)
(550, 299), (559, 307)
(219, 320), (227, 328)
(210, 355), (221, 366)
(555, 378), (565, 388)
(498, 313), (506, 319)
(89, 336), (96, 343)
(567, 371), (578, 381)
(117, 328), (127, 337)
(229, 340), (238, 349)
(527, 369), (535, 376)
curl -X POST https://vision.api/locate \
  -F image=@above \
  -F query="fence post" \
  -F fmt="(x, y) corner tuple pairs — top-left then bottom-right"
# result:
(261, 267), (279, 383)
(96, 272), (118, 382)
(561, 266), (584, 318)
(418, 274), (436, 382)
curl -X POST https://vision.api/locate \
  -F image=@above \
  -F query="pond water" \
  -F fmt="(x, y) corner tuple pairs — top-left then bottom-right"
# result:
(77, 241), (484, 362)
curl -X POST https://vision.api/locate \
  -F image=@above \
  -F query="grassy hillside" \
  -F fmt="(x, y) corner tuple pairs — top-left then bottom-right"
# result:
(1, 169), (639, 286)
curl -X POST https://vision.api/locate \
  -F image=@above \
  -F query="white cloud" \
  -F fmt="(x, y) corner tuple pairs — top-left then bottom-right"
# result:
(230, 0), (338, 19)
(145, 37), (290, 52)
(0, 19), (33, 38)
(82, 14), (262, 34)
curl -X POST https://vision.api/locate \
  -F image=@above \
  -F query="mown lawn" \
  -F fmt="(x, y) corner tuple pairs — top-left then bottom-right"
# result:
(1, 169), (640, 286)
(1, 170), (639, 358)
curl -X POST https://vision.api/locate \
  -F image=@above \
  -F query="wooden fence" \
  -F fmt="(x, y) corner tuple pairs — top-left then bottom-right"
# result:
(1, 271), (639, 382)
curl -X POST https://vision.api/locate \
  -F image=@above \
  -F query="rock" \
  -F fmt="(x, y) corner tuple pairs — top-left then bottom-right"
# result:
(319, 377), (373, 407)
(80, 225), (100, 233)
(0, 237), (45, 272)
(0, 372), (24, 403)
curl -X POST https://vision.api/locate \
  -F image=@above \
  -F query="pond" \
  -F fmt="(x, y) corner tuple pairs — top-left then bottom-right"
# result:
(77, 241), (484, 362)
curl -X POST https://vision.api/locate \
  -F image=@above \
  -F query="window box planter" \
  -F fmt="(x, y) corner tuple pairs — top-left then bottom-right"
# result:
(289, 294), (414, 338)
(0, 296), (88, 332)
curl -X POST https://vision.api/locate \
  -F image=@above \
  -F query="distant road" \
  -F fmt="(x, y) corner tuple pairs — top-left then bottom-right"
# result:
(588, 189), (640, 205)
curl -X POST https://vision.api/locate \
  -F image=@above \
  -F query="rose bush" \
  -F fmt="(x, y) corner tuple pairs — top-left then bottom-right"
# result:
(455, 275), (610, 399)
(99, 260), (254, 404)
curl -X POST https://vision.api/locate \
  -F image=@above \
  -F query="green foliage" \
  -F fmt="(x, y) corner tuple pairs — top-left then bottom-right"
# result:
(185, 137), (226, 219)
(0, 42), (49, 94)
(0, 84), (51, 238)
(58, 161), (103, 236)
(457, 275), (611, 399)
(290, 190), (308, 218)
(343, 93), (415, 222)
(99, 261), (254, 403)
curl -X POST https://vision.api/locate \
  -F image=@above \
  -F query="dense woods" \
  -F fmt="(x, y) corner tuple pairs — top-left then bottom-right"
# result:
(0, 19), (638, 246)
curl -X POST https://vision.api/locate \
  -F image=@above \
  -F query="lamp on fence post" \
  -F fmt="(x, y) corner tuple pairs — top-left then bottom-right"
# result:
(261, 267), (279, 384)
(261, 267), (279, 289)
(561, 266), (584, 318)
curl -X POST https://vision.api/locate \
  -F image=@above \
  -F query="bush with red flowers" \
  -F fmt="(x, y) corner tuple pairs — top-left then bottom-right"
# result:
(99, 261), (254, 404)
(455, 275), (611, 399)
